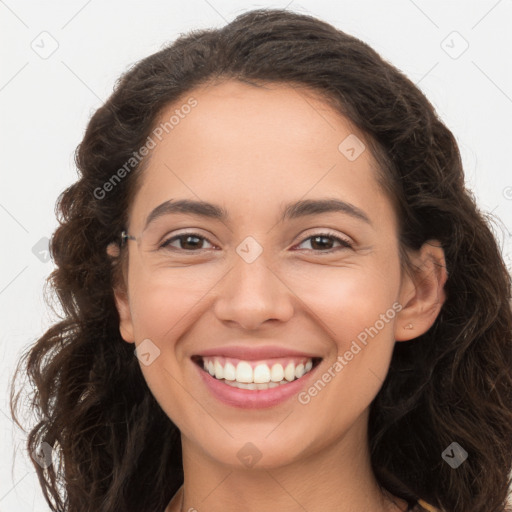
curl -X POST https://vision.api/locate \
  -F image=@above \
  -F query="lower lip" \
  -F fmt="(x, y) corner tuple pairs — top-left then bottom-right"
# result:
(194, 359), (321, 409)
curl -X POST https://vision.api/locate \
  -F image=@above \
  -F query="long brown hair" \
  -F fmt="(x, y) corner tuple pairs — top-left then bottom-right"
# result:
(10, 8), (512, 512)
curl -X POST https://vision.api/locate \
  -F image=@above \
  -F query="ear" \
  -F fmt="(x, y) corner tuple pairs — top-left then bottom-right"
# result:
(394, 239), (448, 341)
(107, 242), (135, 344)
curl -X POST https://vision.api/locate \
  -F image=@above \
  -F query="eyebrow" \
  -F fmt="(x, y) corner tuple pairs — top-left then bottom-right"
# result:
(142, 197), (372, 231)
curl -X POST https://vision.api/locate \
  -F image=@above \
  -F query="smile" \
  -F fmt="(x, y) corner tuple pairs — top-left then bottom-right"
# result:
(192, 355), (323, 408)
(193, 355), (321, 388)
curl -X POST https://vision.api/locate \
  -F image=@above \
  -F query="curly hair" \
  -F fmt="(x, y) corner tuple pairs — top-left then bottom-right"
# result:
(9, 8), (512, 512)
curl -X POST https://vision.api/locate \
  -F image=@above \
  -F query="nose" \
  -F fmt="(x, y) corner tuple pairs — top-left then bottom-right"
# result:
(212, 247), (294, 331)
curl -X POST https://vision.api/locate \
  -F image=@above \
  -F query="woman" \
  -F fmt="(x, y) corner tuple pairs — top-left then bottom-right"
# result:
(10, 8), (512, 512)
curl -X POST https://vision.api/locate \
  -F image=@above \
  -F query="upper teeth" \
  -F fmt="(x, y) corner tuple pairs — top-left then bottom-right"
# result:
(201, 356), (314, 384)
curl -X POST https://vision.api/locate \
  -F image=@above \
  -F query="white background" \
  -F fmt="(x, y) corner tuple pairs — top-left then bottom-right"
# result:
(1, 1), (511, 510)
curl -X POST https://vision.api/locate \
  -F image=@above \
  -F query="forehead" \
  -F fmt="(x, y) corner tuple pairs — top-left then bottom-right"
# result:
(156, 79), (361, 156)
(128, 80), (392, 232)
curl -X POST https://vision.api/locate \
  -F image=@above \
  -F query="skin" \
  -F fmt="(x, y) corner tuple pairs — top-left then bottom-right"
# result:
(108, 80), (447, 512)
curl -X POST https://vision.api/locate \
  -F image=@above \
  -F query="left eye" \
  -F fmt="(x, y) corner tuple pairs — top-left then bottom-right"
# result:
(160, 232), (352, 252)
(295, 233), (353, 251)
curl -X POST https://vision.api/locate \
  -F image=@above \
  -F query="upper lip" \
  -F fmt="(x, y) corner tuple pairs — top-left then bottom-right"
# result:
(194, 345), (322, 361)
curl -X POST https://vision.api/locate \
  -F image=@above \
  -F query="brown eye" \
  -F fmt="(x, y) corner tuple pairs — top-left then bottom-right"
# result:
(295, 232), (353, 252)
(160, 233), (215, 251)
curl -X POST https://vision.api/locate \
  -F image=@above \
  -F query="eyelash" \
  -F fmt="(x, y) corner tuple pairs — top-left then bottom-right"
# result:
(159, 231), (353, 253)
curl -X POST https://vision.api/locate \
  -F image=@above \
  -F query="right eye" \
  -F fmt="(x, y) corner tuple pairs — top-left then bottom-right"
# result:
(159, 232), (217, 252)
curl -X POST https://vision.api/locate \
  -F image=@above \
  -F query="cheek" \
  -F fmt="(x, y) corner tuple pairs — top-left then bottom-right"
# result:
(128, 268), (213, 341)
(285, 262), (400, 340)
(127, 275), (203, 426)
(289, 262), (400, 404)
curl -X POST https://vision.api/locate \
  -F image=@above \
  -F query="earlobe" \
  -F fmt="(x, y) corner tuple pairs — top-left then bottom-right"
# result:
(107, 241), (135, 344)
(394, 240), (448, 342)
(106, 242), (120, 258)
(113, 287), (135, 343)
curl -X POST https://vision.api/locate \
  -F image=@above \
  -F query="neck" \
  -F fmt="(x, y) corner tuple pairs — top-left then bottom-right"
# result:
(168, 412), (408, 512)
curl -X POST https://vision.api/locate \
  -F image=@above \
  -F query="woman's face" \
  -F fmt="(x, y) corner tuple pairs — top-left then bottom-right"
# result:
(114, 79), (415, 468)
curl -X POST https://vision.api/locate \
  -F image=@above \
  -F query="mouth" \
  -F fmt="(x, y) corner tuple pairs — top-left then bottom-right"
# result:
(191, 354), (323, 390)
